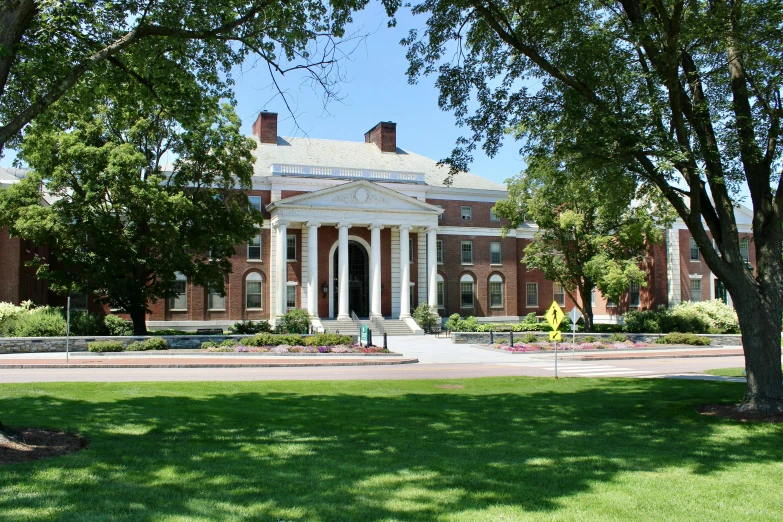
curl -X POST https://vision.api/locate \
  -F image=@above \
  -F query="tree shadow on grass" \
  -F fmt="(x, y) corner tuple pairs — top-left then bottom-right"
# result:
(0, 378), (780, 520)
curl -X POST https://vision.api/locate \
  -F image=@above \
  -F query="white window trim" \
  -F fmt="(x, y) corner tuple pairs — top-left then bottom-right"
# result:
(170, 273), (188, 311)
(461, 241), (473, 265)
(526, 282), (538, 308)
(490, 241), (502, 265)
(689, 237), (700, 262)
(489, 275), (503, 308)
(436, 240), (443, 264)
(286, 235), (297, 262)
(247, 234), (263, 263)
(628, 282), (641, 308)
(461, 206), (472, 220)
(553, 282), (565, 307)
(207, 289), (226, 312)
(245, 273), (263, 311)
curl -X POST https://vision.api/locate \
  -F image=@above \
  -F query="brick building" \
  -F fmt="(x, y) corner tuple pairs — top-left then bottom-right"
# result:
(0, 114), (755, 333)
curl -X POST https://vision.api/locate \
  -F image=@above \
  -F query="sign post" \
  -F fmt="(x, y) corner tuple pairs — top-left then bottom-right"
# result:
(359, 324), (372, 347)
(66, 293), (71, 363)
(545, 302), (565, 379)
(568, 308), (583, 359)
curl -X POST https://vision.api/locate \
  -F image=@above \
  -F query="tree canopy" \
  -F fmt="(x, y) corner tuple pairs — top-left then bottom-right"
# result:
(404, 0), (783, 413)
(494, 155), (669, 331)
(0, 95), (261, 335)
(0, 0), (401, 155)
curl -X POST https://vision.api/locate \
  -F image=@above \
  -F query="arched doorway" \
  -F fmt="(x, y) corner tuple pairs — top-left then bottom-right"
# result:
(333, 241), (370, 317)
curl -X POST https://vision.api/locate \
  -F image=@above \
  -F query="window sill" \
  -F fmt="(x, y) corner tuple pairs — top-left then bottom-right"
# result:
(460, 305), (474, 309)
(689, 259), (701, 262)
(170, 309), (188, 312)
(490, 263), (502, 266)
(208, 309), (226, 312)
(288, 260), (297, 263)
(246, 308), (263, 311)
(461, 262), (474, 266)
(526, 305), (538, 309)
(247, 259), (263, 263)
(490, 306), (504, 309)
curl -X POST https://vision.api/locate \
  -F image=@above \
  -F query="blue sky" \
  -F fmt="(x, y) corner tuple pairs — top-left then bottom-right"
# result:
(1, 3), (525, 187)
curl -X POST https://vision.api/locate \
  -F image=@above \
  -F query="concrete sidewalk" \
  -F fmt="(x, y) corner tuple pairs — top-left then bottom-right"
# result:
(0, 355), (418, 368)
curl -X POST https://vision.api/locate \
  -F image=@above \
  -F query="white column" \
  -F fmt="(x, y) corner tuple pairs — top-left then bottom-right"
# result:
(399, 225), (412, 318)
(427, 227), (438, 308)
(370, 224), (384, 317)
(274, 220), (290, 316)
(306, 222), (321, 317)
(337, 222), (351, 319)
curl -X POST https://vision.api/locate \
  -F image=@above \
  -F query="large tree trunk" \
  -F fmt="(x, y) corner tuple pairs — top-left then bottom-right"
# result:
(732, 287), (783, 414)
(129, 307), (148, 336)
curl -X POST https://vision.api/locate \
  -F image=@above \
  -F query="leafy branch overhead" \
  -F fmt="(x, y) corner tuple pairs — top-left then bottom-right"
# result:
(0, 0), (403, 153)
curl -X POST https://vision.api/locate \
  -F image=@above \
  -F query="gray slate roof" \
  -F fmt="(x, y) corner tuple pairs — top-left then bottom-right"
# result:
(251, 136), (506, 191)
(0, 166), (27, 181)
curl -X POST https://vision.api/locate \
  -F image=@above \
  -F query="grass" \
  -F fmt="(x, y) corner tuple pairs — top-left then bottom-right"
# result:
(1, 378), (782, 521)
(705, 367), (783, 378)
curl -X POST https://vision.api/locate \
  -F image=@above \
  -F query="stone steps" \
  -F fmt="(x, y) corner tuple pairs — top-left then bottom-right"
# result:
(318, 318), (417, 336)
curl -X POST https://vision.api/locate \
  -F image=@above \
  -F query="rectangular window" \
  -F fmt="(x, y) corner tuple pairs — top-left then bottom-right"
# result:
(590, 289), (595, 306)
(248, 235), (262, 260)
(490, 282), (503, 307)
(526, 282), (538, 308)
(436, 240), (443, 263)
(490, 209), (500, 222)
(461, 206), (472, 220)
(208, 287), (226, 310)
(553, 282), (565, 307)
(409, 238), (413, 263)
(461, 241), (473, 264)
(70, 292), (88, 310)
(690, 237), (700, 261)
(409, 283), (416, 311)
(690, 278), (702, 302)
(490, 242), (501, 264)
(740, 237), (749, 263)
(249, 195), (262, 212)
(287, 235), (296, 261)
(629, 282), (640, 307)
(286, 285), (296, 310)
(246, 281), (262, 310)
(169, 280), (187, 310)
(460, 281), (474, 307)
(607, 296), (617, 308)
(437, 281), (444, 309)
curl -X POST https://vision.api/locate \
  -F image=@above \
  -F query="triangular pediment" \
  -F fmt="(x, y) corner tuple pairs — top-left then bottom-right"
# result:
(268, 180), (442, 214)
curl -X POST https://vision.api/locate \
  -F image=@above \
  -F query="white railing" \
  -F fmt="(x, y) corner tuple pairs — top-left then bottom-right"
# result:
(270, 164), (426, 184)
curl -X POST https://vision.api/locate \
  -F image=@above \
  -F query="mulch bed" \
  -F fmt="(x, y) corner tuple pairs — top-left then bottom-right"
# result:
(696, 404), (783, 423)
(0, 427), (87, 465)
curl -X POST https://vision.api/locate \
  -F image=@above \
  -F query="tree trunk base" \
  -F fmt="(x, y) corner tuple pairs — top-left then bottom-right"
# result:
(736, 396), (783, 415)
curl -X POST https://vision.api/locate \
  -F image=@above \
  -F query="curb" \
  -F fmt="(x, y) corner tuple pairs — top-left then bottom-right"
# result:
(579, 352), (743, 361)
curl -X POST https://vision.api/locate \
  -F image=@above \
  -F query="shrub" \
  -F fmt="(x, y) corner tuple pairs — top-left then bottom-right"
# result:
(413, 303), (441, 333)
(69, 311), (108, 336)
(0, 302), (25, 333)
(126, 340), (148, 351)
(219, 339), (236, 347)
(244, 333), (303, 347)
(6, 307), (67, 337)
(592, 323), (625, 333)
(523, 312), (538, 324)
(229, 320), (272, 335)
(88, 340), (124, 352)
(582, 335), (597, 343)
(519, 333), (539, 344)
(622, 309), (663, 333)
(148, 329), (191, 335)
(671, 300), (739, 334)
(608, 333), (628, 342)
(104, 314), (133, 336)
(304, 333), (353, 346)
(125, 338), (168, 351)
(201, 341), (219, 349)
(279, 308), (311, 334)
(444, 314), (463, 332)
(655, 332), (712, 345)
(144, 338), (168, 350)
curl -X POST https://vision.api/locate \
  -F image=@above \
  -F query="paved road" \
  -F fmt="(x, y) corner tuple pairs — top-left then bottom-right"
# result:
(0, 336), (750, 383)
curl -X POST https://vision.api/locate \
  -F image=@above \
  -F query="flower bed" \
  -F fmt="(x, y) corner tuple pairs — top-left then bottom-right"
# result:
(491, 340), (649, 352)
(204, 343), (389, 354)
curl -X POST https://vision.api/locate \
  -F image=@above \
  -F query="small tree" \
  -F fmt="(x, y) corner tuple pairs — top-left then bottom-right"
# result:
(413, 303), (441, 333)
(279, 308), (311, 334)
(0, 99), (261, 335)
(494, 155), (670, 332)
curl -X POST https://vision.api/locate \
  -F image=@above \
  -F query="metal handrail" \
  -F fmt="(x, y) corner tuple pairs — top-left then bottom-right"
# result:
(370, 315), (385, 335)
(350, 311), (363, 331)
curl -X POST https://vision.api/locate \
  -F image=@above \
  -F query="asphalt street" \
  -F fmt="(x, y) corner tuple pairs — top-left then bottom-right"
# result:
(0, 336), (749, 383)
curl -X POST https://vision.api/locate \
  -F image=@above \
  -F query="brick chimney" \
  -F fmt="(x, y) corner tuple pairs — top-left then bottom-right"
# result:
(252, 111), (278, 144)
(365, 121), (397, 153)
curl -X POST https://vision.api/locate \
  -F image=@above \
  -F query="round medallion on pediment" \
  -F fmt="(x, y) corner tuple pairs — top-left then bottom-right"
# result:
(354, 187), (370, 203)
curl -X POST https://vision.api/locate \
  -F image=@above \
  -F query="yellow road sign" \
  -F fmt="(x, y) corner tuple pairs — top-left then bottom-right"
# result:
(545, 301), (565, 330)
(549, 331), (562, 341)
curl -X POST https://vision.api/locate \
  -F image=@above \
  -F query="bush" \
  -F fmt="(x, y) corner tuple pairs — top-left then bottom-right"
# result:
(592, 323), (625, 333)
(279, 308), (310, 334)
(608, 333), (628, 342)
(413, 303), (440, 333)
(125, 338), (168, 351)
(229, 320), (271, 335)
(623, 300), (738, 334)
(523, 312), (538, 324)
(304, 333), (353, 346)
(582, 335), (597, 343)
(105, 314), (133, 336)
(219, 339), (236, 347)
(6, 307), (67, 337)
(519, 333), (539, 344)
(244, 333), (303, 347)
(671, 300), (739, 334)
(655, 332), (712, 345)
(0, 301), (25, 332)
(622, 309), (663, 333)
(148, 329), (191, 335)
(69, 311), (108, 336)
(88, 340), (124, 352)
(201, 341), (219, 349)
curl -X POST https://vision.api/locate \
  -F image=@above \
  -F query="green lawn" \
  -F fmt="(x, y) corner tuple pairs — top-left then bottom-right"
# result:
(704, 367), (783, 378)
(1, 378), (782, 521)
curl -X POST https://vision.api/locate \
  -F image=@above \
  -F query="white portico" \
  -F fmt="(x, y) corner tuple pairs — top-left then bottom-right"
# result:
(266, 180), (442, 330)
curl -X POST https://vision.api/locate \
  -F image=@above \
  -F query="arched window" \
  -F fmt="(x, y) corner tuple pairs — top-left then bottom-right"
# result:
(169, 272), (187, 310)
(460, 274), (474, 308)
(436, 274), (445, 309)
(245, 272), (264, 310)
(489, 274), (503, 308)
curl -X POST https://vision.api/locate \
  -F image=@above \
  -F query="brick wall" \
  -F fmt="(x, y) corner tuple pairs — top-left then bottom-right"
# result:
(425, 198), (506, 228)
(0, 228), (21, 303)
